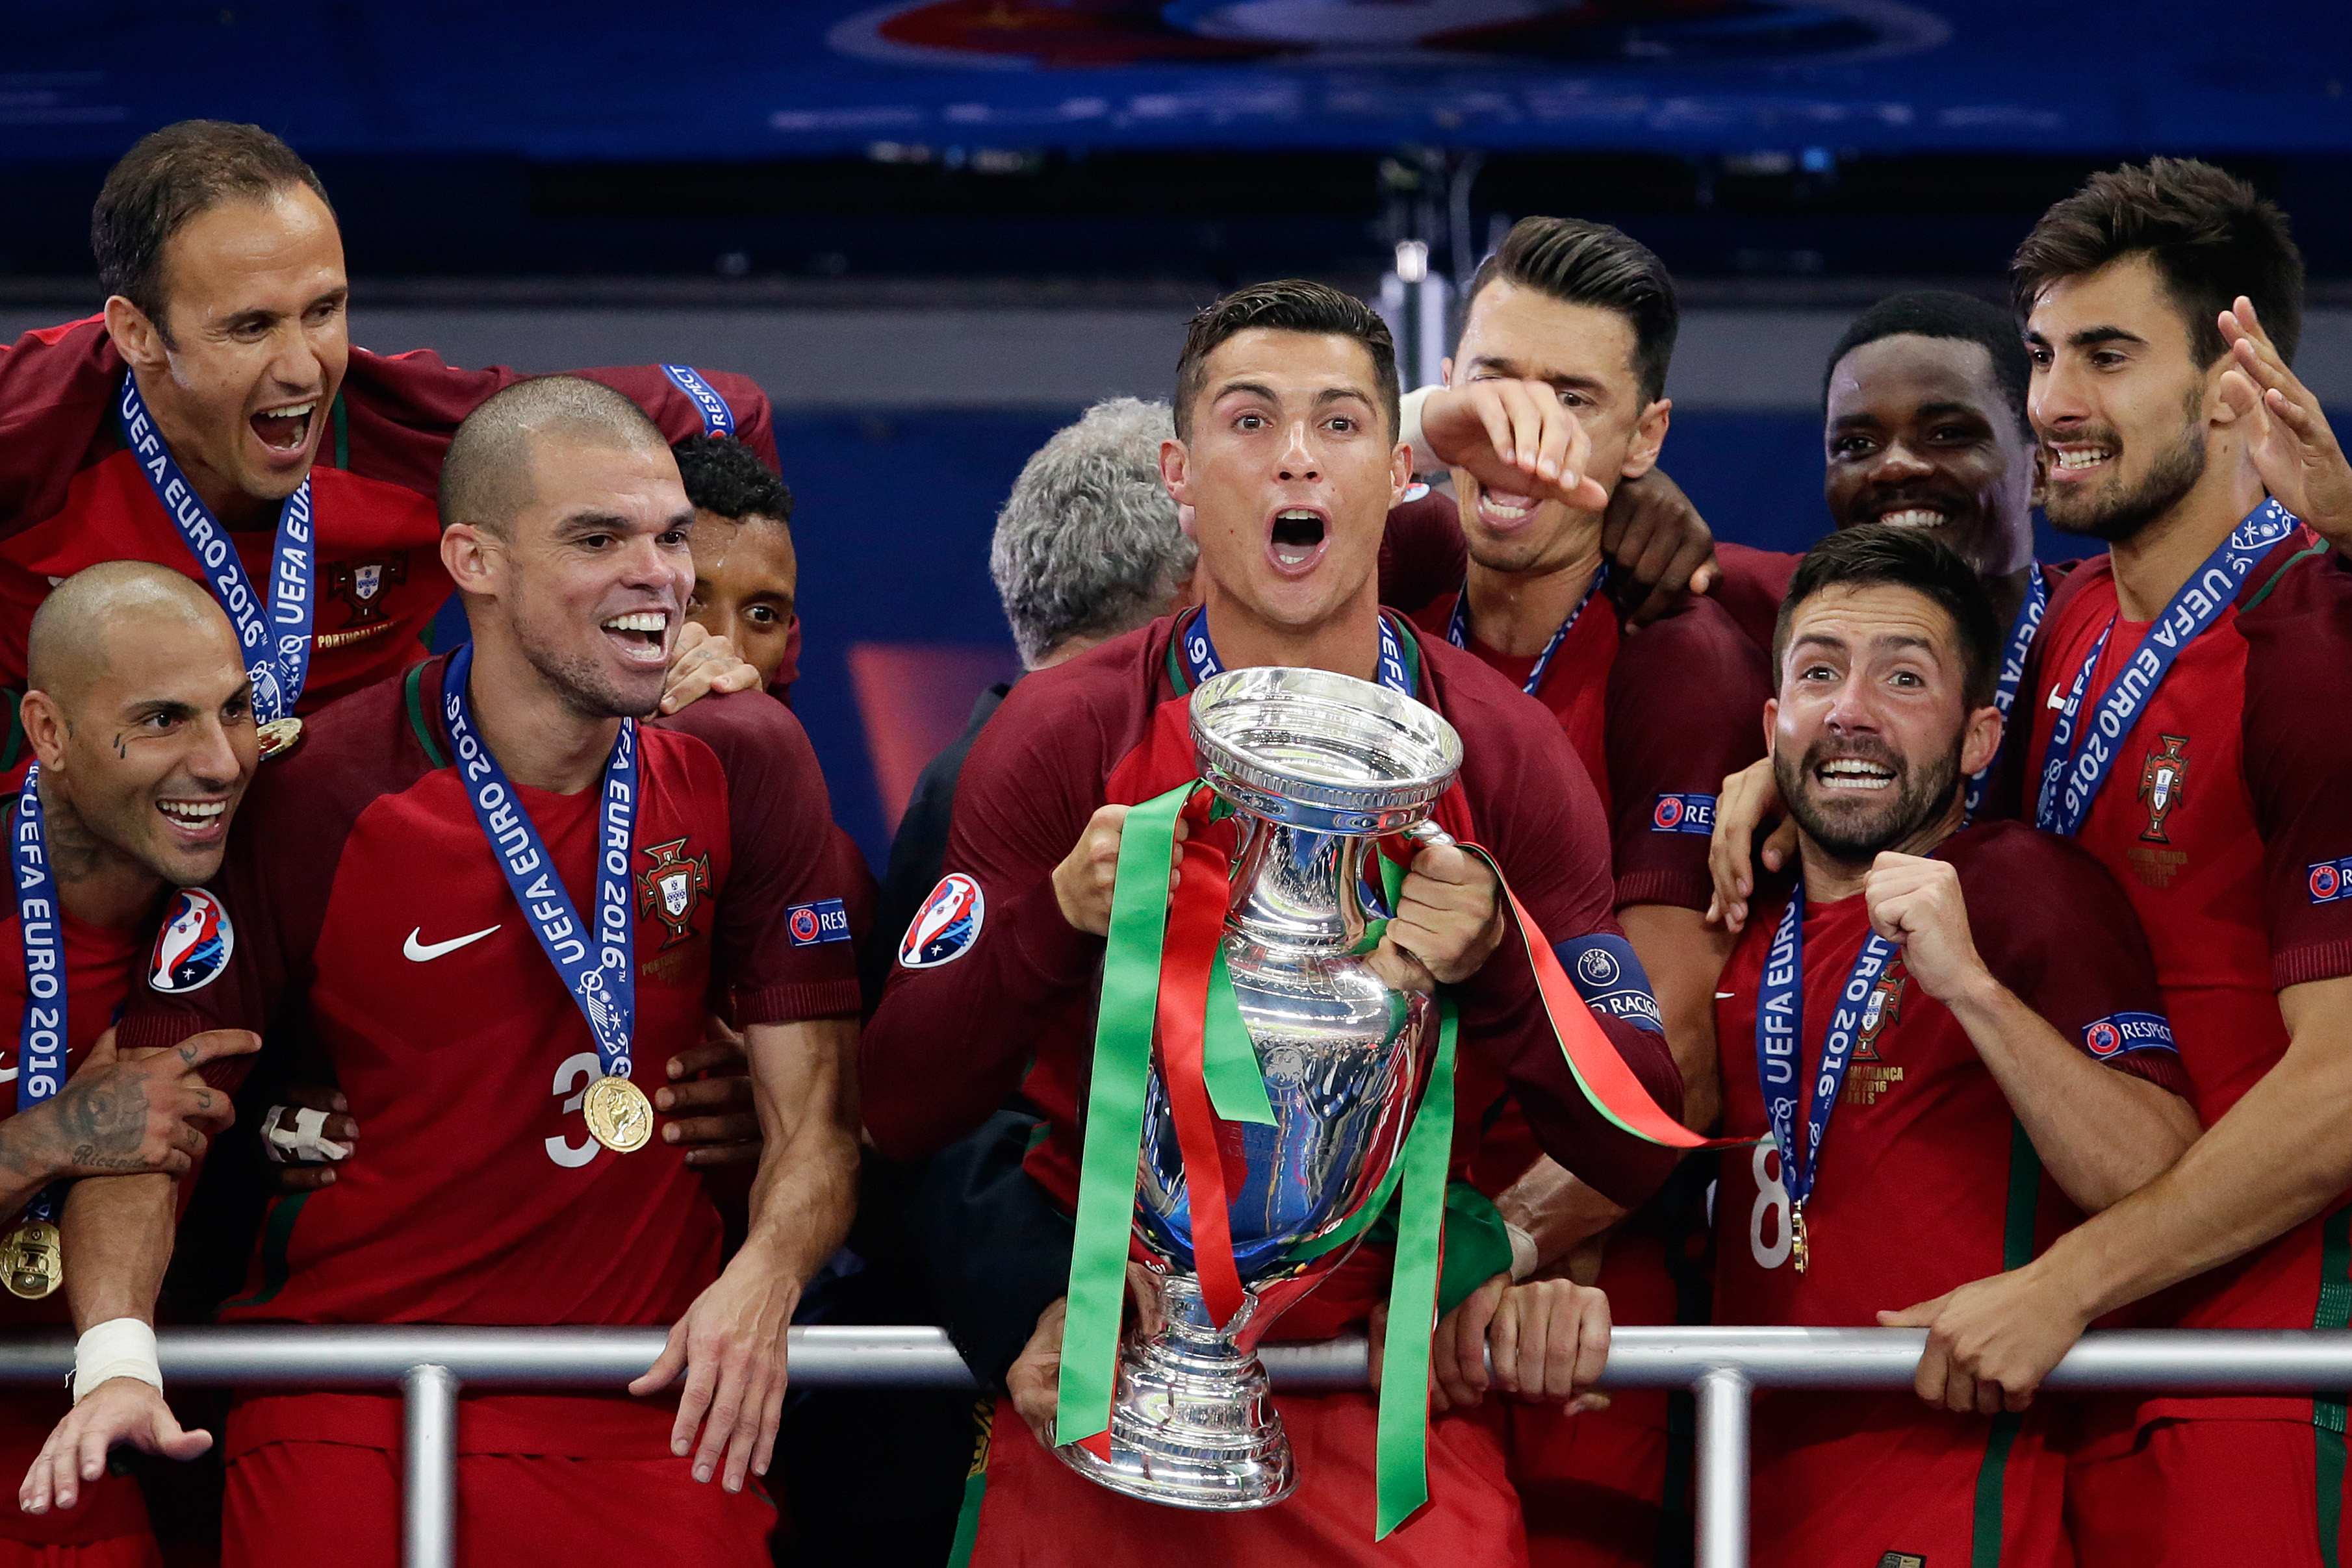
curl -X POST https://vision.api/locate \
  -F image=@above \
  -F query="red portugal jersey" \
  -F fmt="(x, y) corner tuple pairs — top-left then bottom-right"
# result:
(1714, 822), (2186, 1563)
(0, 911), (151, 1546)
(860, 614), (1687, 1221)
(115, 659), (860, 1450)
(2015, 533), (2352, 1422)
(0, 317), (778, 714)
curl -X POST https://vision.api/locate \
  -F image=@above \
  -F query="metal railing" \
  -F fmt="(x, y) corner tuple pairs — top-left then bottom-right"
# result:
(5, 1325), (2351, 1568)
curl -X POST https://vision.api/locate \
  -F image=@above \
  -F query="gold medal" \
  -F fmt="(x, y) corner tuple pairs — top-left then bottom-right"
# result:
(3, 1219), (62, 1300)
(255, 716), (304, 761)
(582, 1074), (654, 1153)
(1790, 1201), (1809, 1274)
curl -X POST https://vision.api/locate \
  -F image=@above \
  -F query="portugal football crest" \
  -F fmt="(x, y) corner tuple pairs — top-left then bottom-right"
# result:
(149, 889), (234, 993)
(326, 552), (409, 629)
(635, 837), (711, 951)
(2138, 734), (2190, 843)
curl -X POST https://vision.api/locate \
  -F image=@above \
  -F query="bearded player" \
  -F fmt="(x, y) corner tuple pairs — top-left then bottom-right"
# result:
(25, 377), (863, 1566)
(0, 564), (270, 1565)
(1376, 217), (1770, 1567)
(861, 280), (1689, 1565)
(1847, 159), (2352, 1568)
(0, 120), (761, 755)
(1704, 525), (2197, 1565)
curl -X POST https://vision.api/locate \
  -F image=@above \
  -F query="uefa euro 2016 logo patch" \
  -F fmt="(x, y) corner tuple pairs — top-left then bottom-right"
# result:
(2310, 858), (2352, 905)
(149, 889), (234, 994)
(900, 874), (985, 969)
(1650, 793), (1715, 835)
(786, 899), (852, 947)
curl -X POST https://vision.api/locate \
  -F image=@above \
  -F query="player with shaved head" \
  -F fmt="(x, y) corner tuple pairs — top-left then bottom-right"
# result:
(27, 376), (865, 1567)
(0, 563), (266, 1567)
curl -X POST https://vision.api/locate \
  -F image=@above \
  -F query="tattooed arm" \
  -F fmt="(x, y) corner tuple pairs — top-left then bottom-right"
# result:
(0, 1028), (257, 1224)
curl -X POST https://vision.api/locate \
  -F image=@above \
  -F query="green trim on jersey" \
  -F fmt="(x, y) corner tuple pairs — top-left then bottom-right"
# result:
(403, 662), (450, 769)
(943, 1398), (995, 1568)
(330, 392), (350, 472)
(220, 1191), (313, 1312)
(1968, 1120), (2045, 1567)
(2312, 1206), (2352, 1565)
(2243, 544), (2331, 614)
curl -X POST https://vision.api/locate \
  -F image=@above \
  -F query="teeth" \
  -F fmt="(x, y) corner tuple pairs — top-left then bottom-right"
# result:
(1483, 499), (1530, 520)
(158, 800), (225, 822)
(602, 611), (668, 633)
(270, 402), (314, 420)
(1880, 509), (1945, 528)
(1818, 760), (1893, 791)
(1275, 509), (1320, 523)
(2053, 448), (2111, 470)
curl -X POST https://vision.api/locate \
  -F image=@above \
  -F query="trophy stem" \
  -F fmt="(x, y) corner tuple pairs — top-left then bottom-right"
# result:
(1054, 1272), (1296, 1510)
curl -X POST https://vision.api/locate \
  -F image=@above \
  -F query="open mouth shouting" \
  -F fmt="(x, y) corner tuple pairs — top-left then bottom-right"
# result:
(249, 399), (318, 457)
(601, 608), (672, 666)
(155, 795), (232, 847)
(1472, 485), (1540, 533)
(1814, 754), (1898, 793)
(1268, 507), (1330, 575)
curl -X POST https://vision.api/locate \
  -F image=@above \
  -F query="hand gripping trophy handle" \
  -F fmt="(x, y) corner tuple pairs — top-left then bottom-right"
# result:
(1056, 666), (1464, 1511)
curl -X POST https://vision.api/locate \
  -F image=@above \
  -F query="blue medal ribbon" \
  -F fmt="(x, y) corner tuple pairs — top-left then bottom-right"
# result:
(1443, 564), (1606, 698)
(2035, 499), (2299, 838)
(442, 647), (639, 1080)
(1962, 563), (2047, 821)
(660, 365), (736, 438)
(1180, 606), (1413, 696)
(1754, 884), (1897, 1263)
(116, 373), (316, 724)
(12, 766), (66, 1229)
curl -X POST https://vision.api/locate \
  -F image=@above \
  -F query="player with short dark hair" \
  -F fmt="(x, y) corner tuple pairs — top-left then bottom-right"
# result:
(861, 278), (1684, 1565)
(674, 435), (802, 694)
(1867, 157), (2352, 1568)
(0, 119), (764, 750)
(1391, 214), (1769, 1567)
(26, 377), (865, 1567)
(1713, 524), (2195, 1565)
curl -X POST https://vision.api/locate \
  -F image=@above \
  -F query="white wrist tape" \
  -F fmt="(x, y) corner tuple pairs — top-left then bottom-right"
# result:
(262, 1105), (352, 1165)
(72, 1318), (162, 1403)
(1505, 1222), (1540, 1283)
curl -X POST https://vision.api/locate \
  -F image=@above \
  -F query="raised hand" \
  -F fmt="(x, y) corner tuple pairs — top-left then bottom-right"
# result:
(1602, 468), (1720, 627)
(7, 1029), (260, 1185)
(20, 1378), (211, 1516)
(659, 621), (763, 714)
(2218, 296), (2352, 544)
(1420, 379), (1611, 513)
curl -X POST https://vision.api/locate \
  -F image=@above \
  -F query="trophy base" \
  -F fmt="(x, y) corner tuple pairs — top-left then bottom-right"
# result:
(1055, 1276), (1296, 1511)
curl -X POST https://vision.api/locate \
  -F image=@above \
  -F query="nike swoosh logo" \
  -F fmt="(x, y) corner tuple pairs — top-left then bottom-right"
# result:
(404, 924), (501, 962)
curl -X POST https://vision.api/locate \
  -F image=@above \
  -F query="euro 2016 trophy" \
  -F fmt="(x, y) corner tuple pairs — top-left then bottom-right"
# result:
(1058, 664), (1463, 1510)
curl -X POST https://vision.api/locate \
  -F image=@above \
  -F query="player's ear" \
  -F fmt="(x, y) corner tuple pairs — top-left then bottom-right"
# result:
(1160, 438), (1193, 509)
(1622, 397), (1673, 480)
(19, 691), (68, 774)
(440, 523), (500, 598)
(1440, 355), (1455, 389)
(1960, 703), (2003, 779)
(1761, 695), (1780, 759)
(103, 296), (166, 372)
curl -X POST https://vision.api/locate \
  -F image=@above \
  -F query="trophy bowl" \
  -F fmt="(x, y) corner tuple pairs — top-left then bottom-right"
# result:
(1056, 664), (1463, 1510)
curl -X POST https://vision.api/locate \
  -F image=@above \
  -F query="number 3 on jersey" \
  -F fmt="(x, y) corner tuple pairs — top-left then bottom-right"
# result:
(546, 1052), (603, 1169)
(1750, 1139), (1793, 1270)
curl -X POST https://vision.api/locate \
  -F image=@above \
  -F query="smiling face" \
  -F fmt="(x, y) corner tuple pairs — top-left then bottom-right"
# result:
(1823, 335), (2038, 577)
(1161, 327), (1407, 640)
(484, 433), (697, 720)
(107, 184), (348, 516)
(2025, 253), (2222, 544)
(38, 601), (258, 889)
(1768, 583), (2000, 865)
(686, 511), (798, 687)
(1448, 280), (1668, 576)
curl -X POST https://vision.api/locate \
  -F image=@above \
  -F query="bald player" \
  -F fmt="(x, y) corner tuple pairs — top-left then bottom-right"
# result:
(27, 377), (865, 1566)
(0, 564), (265, 1565)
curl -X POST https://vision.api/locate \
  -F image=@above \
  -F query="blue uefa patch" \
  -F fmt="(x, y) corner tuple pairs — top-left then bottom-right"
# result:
(1650, 793), (1716, 835)
(2080, 1011), (2177, 1059)
(2308, 858), (2352, 905)
(900, 874), (986, 969)
(786, 898), (852, 947)
(149, 888), (235, 994)
(1554, 933), (1665, 1035)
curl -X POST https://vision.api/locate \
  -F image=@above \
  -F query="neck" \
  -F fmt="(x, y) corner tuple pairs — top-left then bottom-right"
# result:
(1197, 584), (1383, 684)
(1796, 795), (1964, 905)
(1461, 534), (1604, 658)
(461, 634), (624, 794)
(40, 776), (168, 931)
(2106, 451), (2267, 621)
(132, 364), (277, 531)
(1982, 562), (2033, 636)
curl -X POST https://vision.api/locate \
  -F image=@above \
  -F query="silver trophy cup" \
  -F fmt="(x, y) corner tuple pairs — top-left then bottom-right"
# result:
(1056, 664), (1464, 1510)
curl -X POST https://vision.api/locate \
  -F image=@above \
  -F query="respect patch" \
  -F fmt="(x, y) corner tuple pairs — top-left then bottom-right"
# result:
(786, 898), (852, 946)
(2080, 1011), (2178, 1059)
(2308, 858), (2352, 904)
(1650, 793), (1716, 835)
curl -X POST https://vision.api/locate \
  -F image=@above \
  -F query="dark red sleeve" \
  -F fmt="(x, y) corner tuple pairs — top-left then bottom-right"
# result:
(1378, 490), (1467, 616)
(1956, 823), (2192, 1096)
(661, 692), (863, 1024)
(1443, 659), (1687, 1208)
(1605, 596), (1771, 913)
(0, 318), (125, 543)
(1709, 542), (1800, 653)
(2238, 548), (2352, 990)
(858, 662), (1119, 1159)
(337, 349), (782, 496)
